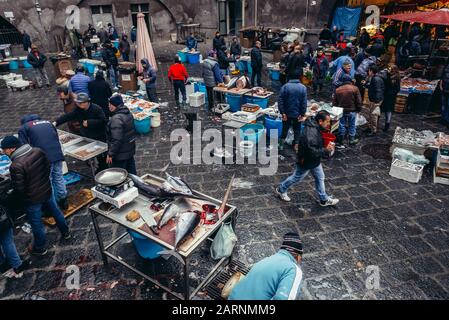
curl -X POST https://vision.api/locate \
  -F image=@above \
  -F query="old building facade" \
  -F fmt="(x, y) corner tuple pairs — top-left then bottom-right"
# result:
(0, 0), (339, 50)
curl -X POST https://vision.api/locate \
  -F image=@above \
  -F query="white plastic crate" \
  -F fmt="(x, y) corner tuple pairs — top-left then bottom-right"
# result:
(189, 92), (205, 107)
(389, 159), (424, 183)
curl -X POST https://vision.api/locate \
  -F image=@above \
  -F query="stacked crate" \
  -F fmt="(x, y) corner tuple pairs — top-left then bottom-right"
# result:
(394, 93), (408, 113)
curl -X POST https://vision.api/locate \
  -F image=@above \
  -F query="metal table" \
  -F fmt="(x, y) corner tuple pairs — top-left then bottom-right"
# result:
(89, 173), (238, 300)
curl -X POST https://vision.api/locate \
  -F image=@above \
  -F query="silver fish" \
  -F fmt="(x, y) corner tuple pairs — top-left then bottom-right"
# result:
(164, 172), (193, 195)
(157, 197), (192, 229)
(174, 211), (201, 248)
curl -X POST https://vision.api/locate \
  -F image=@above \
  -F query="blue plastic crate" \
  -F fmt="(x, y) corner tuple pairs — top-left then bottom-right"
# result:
(63, 172), (81, 185)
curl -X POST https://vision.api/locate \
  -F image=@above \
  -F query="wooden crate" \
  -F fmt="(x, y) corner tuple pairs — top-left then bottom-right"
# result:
(394, 94), (408, 113)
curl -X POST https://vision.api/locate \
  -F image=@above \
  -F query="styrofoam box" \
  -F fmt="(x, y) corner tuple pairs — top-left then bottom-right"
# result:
(434, 167), (449, 185)
(189, 92), (205, 107)
(389, 159), (424, 183)
(91, 186), (139, 208)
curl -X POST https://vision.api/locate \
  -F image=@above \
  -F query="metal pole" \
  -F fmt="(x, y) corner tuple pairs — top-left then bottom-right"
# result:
(305, 0), (309, 29)
(255, 0), (258, 26)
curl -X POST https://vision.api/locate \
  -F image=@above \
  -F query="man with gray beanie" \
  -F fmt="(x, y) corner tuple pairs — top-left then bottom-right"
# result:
(229, 232), (303, 300)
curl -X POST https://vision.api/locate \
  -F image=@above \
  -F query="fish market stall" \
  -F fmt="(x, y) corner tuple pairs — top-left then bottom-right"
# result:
(390, 127), (439, 155)
(307, 101), (343, 134)
(57, 129), (108, 178)
(89, 172), (238, 300)
(399, 77), (439, 114)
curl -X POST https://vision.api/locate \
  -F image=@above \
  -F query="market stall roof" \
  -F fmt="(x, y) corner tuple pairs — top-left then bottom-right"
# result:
(381, 8), (449, 26)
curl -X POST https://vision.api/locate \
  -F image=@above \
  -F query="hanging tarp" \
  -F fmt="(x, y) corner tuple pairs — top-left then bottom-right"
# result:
(331, 7), (363, 37)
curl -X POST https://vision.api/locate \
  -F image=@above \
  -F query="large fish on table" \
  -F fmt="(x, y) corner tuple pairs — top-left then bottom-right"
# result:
(129, 173), (206, 200)
(157, 197), (192, 229)
(157, 211), (201, 264)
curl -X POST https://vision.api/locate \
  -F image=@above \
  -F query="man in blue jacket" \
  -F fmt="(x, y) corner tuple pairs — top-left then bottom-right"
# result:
(69, 64), (91, 96)
(278, 78), (308, 152)
(186, 33), (198, 51)
(229, 233), (304, 300)
(18, 115), (68, 210)
(139, 58), (157, 102)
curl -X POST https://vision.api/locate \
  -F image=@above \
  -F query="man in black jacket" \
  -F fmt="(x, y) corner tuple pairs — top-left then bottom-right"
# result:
(54, 93), (108, 172)
(213, 31), (226, 52)
(88, 72), (113, 119)
(106, 95), (137, 174)
(275, 111), (339, 207)
(54, 93), (107, 142)
(319, 24), (332, 45)
(102, 40), (119, 90)
(251, 41), (263, 87)
(1, 136), (70, 256)
(27, 44), (50, 88)
(365, 65), (385, 136)
(285, 45), (305, 81)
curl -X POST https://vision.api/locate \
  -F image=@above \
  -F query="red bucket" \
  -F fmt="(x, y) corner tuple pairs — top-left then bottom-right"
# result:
(321, 132), (336, 147)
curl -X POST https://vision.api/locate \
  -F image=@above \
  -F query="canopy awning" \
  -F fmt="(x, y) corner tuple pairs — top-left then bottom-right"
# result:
(381, 8), (449, 26)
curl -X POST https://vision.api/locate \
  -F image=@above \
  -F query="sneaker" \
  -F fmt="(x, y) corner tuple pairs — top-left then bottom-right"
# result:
(3, 269), (23, 279)
(349, 137), (359, 145)
(383, 123), (390, 132)
(58, 197), (69, 211)
(320, 197), (340, 207)
(28, 245), (48, 256)
(62, 232), (72, 240)
(275, 187), (291, 202)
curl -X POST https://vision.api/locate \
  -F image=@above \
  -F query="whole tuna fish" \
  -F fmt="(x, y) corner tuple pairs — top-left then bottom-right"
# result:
(157, 197), (192, 229)
(174, 211), (201, 248)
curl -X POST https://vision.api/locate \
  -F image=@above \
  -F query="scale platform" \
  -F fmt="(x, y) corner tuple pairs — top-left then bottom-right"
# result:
(91, 186), (139, 209)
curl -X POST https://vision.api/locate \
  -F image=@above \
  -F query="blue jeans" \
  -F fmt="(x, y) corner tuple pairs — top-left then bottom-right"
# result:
(109, 66), (119, 87)
(279, 164), (329, 202)
(25, 196), (69, 251)
(50, 161), (67, 201)
(339, 112), (357, 137)
(122, 52), (129, 62)
(0, 228), (22, 269)
(442, 94), (449, 122)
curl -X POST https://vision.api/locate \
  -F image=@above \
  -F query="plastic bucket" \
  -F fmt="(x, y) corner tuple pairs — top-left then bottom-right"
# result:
(22, 60), (32, 68)
(151, 112), (161, 128)
(85, 62), (96, 74)
(187, 52), (200, 64)
(128, 230), (164, 259)
(9, 60), (19, 70)
(244, 96), (269, 109)
(321, 132), (336, 147)
(265, 116), (283, 138)
(271, 70), (280, 81)
(239, 141), (255, 157)
(134, 116), (151, 134)
(239, 123), (265, 143)
(177, 50), (188, 63)
(226, 93), (242, 112)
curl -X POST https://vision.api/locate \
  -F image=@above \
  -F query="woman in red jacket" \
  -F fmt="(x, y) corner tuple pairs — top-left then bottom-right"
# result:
(168, 56), (189, 107)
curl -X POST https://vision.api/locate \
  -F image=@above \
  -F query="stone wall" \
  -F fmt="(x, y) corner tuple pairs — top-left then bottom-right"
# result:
(0, 0), (338, 51)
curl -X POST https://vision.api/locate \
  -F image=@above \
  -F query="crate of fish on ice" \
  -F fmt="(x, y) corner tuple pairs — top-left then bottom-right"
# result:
(389, 159), (424, 183)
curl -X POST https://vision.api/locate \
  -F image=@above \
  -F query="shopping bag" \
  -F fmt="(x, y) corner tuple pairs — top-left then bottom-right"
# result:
(285, 127), (294, 145)
(355, 114), (367, 127)
(210, 221), (238, 260)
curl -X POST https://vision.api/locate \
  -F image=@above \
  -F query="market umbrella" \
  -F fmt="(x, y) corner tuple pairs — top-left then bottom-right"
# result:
(381, 8), (449, 26)
(136, 13), (157, 73)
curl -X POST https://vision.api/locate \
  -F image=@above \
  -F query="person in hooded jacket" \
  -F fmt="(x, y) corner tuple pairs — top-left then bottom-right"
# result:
(27, 44), (50, 88)
(285, 45), (305, 81)
(102, 40), (120, 89)
(139, 58), (157, 102)
(365, 65), (385, 136)
(380, 64), (400, 132)
(213, 31), (226, 52)
(310, 47), (329, 95)
(119, 34), (131, 62)
(202, 50), (224, 111)
(18, 114), (68, 210)
(106, 95), (137, 175)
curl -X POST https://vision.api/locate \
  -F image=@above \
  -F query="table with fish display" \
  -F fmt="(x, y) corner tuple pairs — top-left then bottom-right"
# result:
(89, 173), (238, 300)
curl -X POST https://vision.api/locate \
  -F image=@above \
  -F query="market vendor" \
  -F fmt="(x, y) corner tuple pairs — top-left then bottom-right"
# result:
(57, 84), (80, 134)
(106, 95), (137, 175)
(278, 75), (307, 152)
(440, 62), (449, 128)
(332, 59), (353, 92)
(54, 92), (108, 173)
(228, 233), (304, 300)
(69, 64), (91, 96)
(202, 50), (224, 111)
(186, 32), (197, 51)
(138, 58), (157, 103)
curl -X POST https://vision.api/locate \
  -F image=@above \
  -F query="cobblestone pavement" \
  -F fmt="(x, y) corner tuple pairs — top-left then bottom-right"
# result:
(1, 42), (449, 300)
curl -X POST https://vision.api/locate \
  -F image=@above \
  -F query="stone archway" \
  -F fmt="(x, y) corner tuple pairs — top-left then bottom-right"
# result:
(0, 15), (22, 45)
